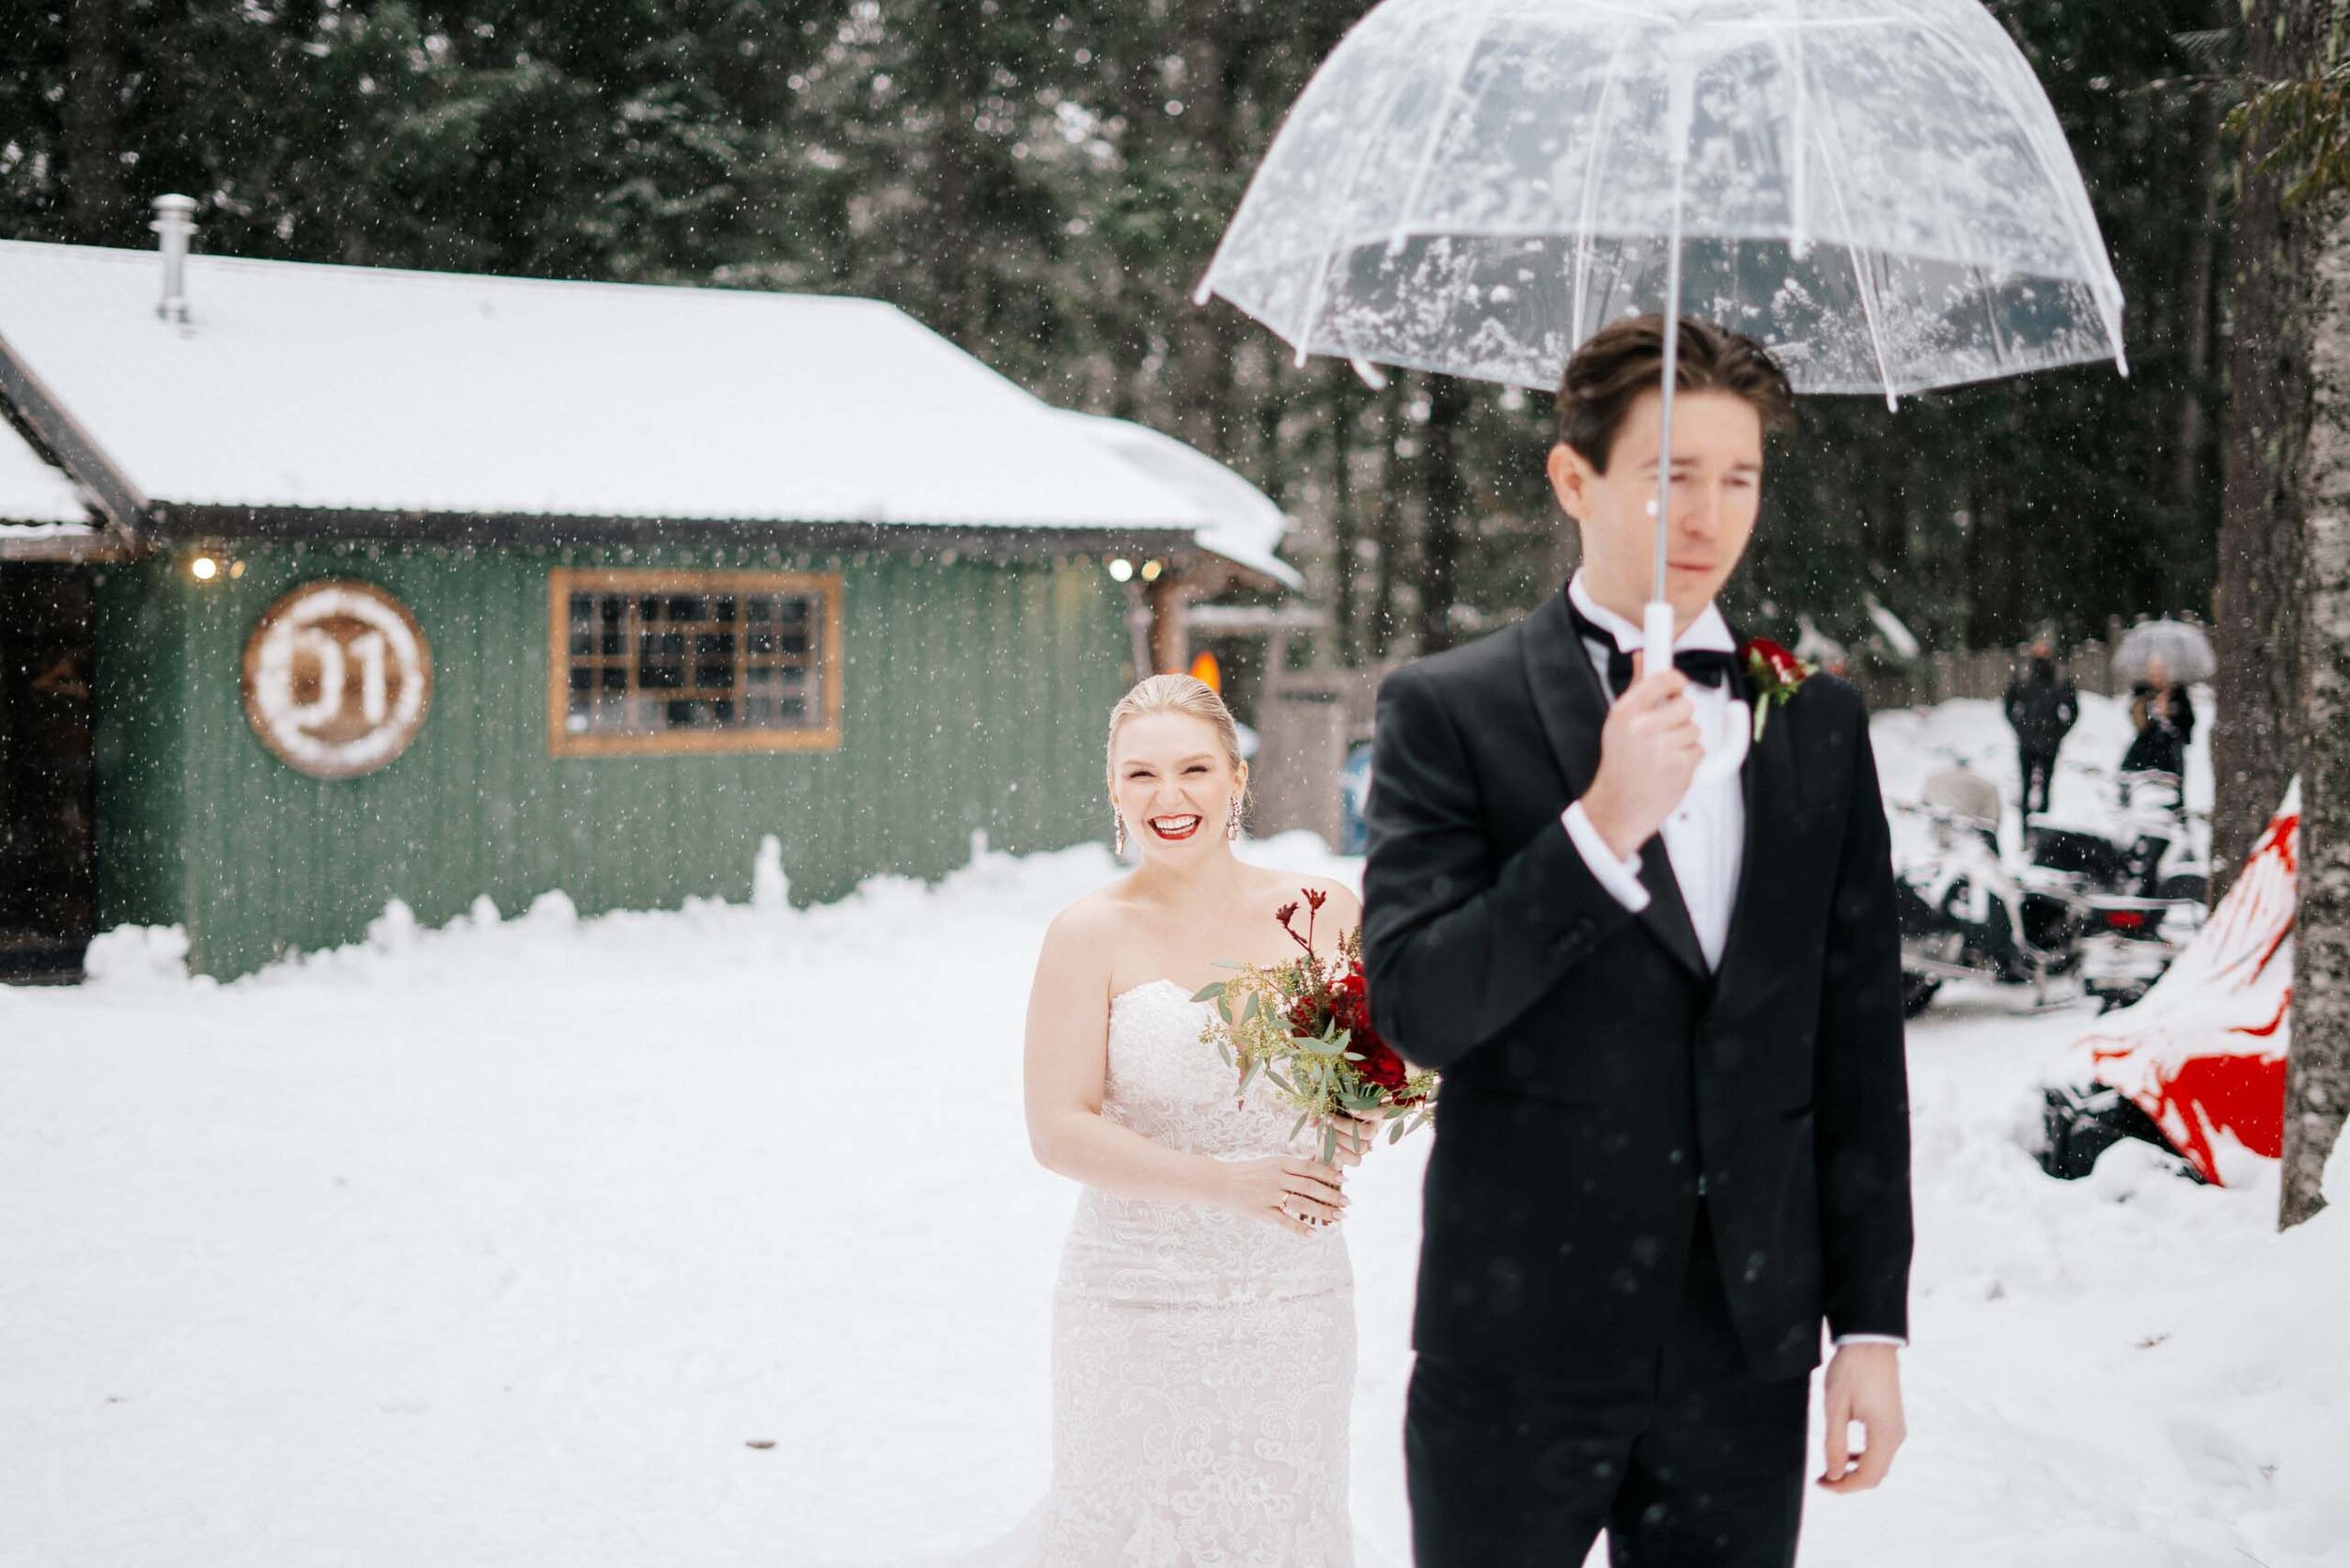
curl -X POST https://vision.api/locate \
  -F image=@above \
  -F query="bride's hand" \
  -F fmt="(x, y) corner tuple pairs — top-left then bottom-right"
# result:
(1326, 1112), (1382, 1169)
(1214, 1155), (1348, 1235)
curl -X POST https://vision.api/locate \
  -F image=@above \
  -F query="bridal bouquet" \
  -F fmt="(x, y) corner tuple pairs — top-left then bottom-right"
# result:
(1195, 889), (1438, 1166)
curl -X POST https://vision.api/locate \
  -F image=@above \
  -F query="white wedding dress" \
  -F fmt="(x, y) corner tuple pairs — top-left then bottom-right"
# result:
(966, 978), (1355, 1567)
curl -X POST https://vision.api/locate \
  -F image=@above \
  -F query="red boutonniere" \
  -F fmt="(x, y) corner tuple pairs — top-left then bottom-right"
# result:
(1739, 636), (1812, 743)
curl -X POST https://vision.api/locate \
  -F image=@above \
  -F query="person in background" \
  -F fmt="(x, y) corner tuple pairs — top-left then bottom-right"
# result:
(2121, 651), (2194, 782)
(2002, 631), (2077, 819)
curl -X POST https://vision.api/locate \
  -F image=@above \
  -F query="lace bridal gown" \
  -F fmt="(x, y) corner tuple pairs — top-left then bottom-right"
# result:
(965, 978), (1355, 1567)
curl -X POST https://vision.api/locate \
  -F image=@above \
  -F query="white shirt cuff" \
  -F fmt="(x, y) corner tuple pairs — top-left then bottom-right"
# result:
(1561, 801), (1650, 913)
(1833, 1334), (1907, 1348)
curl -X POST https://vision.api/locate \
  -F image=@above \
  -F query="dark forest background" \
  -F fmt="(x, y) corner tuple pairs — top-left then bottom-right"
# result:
(1, 0), (2235, 664)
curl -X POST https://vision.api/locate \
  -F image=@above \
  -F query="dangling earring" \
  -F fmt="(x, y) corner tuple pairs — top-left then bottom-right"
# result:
(1113, 810), (1128, 857)
(1226, 794), (1243, 842)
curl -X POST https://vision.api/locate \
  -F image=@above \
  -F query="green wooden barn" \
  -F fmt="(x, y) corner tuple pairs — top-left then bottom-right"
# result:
(0, 208), (1294, 981)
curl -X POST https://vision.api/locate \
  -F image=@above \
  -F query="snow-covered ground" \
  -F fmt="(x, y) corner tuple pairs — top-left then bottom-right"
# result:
(4, 693), (2344, 1568)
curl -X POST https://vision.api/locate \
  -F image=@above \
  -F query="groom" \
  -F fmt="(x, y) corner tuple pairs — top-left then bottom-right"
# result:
(1362, 316), (1911, 1566)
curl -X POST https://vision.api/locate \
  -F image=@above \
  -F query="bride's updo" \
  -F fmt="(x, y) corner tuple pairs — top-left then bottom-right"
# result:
(1105, 674), (1245, 795)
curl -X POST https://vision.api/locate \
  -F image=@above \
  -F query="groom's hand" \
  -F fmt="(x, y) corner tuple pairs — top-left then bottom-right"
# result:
(1817, 1342), (1905, 1494)
(1581, 655), (1703, 859)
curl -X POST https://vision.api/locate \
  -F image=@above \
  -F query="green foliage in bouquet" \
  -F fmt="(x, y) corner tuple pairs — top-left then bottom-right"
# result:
(1194, 890), (1437, 1167)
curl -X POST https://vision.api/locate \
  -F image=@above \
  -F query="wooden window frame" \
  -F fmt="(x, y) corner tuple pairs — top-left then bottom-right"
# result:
(546, 568), (845, 758)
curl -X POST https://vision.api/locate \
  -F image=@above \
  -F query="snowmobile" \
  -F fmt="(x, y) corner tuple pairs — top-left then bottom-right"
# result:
(1894, 764), (2088, 1017)
(2025, 769), (2209, 1012)
(2025, 767), (2208, 902)
(2038, 1079), (2203, 1182)
(2038, 782), (2298, 1186)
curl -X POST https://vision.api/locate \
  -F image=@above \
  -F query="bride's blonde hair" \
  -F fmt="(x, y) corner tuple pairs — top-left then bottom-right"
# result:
(1105, 674), (1245, 799)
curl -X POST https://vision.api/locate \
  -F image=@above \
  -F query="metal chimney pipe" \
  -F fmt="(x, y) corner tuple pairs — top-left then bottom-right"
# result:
(150, 194), (198, 325)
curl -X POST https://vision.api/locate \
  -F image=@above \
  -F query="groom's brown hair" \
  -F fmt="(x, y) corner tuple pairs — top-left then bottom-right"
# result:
(1556, 315), (1794, 472)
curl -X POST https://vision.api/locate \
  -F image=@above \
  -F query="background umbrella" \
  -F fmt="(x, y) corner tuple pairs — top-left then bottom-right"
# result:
(1195, 0), (2126, 774)
(2113, 619), (2217, 686)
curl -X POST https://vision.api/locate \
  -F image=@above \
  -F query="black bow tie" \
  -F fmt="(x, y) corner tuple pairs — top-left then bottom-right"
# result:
(1565, 596), (1739, 699)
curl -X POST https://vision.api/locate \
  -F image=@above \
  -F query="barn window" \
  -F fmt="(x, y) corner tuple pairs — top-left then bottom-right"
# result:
(547, 570), (843, 756)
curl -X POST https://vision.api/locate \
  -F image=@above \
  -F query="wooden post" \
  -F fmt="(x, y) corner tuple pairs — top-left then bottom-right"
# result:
(1146, 572), (1186, 675)
(1123, 581), (1152, 682)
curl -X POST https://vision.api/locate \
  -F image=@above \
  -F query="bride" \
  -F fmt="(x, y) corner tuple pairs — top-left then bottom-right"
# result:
(971, 673), (1370, 1566)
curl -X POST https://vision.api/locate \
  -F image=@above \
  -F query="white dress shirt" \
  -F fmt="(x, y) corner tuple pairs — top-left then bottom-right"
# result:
(1557, 571), (1746, 972)
(1552, 571), (1904, 1350)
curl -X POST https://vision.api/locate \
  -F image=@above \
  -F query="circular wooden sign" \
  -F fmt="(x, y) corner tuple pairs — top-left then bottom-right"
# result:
(241, 579), (434, 780)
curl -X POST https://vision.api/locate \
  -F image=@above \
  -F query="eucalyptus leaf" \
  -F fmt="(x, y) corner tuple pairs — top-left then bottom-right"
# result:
(1388, 1119), (1408, 1145)
(1290, 1109), (1311, 1141)
(1213, 960), (1245, 970)
(1191, 980), (1228, 1004)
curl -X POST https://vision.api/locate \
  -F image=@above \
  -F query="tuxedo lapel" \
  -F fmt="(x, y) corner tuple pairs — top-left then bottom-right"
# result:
(1522, 591), (1606, 799)
(1636, 834), (1711, 979)
(1522, 591), (1709, 980)
(1714, 662), (1800, 989)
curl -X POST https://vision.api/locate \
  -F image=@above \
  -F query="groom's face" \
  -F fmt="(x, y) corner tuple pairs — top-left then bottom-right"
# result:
(1546, 388), (1763, 624)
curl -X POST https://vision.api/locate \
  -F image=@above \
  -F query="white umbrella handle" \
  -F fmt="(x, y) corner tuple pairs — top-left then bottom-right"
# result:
(1636, 71), (1751, 795)
(1643, 600), (1749, 792)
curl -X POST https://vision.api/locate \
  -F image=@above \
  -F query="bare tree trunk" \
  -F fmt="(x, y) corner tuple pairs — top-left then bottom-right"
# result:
(2214, 0), (2324, 901)
(1964, 482), (2004, 650)
(1170, 21), (1240, 458)
(2285, 191), (2350, 1228)
(1369, 379), (1408, 661)
(926, 8), (980, 347)
(64, 0), (124, 245)
(1328, 366), (1362, 666)
(2174, 83), (2224, 510)
(1417, 374), (1469, 654)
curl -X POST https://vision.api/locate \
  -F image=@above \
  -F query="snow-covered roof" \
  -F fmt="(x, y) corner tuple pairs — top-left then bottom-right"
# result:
(0, 240), (1223, 542)
(1054, 411), (1303, 590)
(0, 413), (99, 556)
(0, 415), (91, 525)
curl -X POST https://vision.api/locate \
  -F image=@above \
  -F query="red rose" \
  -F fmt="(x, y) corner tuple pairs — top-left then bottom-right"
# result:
(1354, 1035), (1409, 1092)
(1330, 971), (1370, 1027)
(1326, 970), (1409, 1090)
(1740, 635), (1806, 687)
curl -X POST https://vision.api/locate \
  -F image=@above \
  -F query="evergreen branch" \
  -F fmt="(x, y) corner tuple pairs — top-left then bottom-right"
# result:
(2231, 67), (2350, 206)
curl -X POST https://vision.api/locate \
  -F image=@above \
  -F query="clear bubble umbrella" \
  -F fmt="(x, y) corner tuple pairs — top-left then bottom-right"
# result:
(1194, 0), (2126, 776)
(2113, 619), (2217, 686)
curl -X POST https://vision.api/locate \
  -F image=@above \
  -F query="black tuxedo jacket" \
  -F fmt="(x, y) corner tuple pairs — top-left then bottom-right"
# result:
(1362, 590), (1912, 1382)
